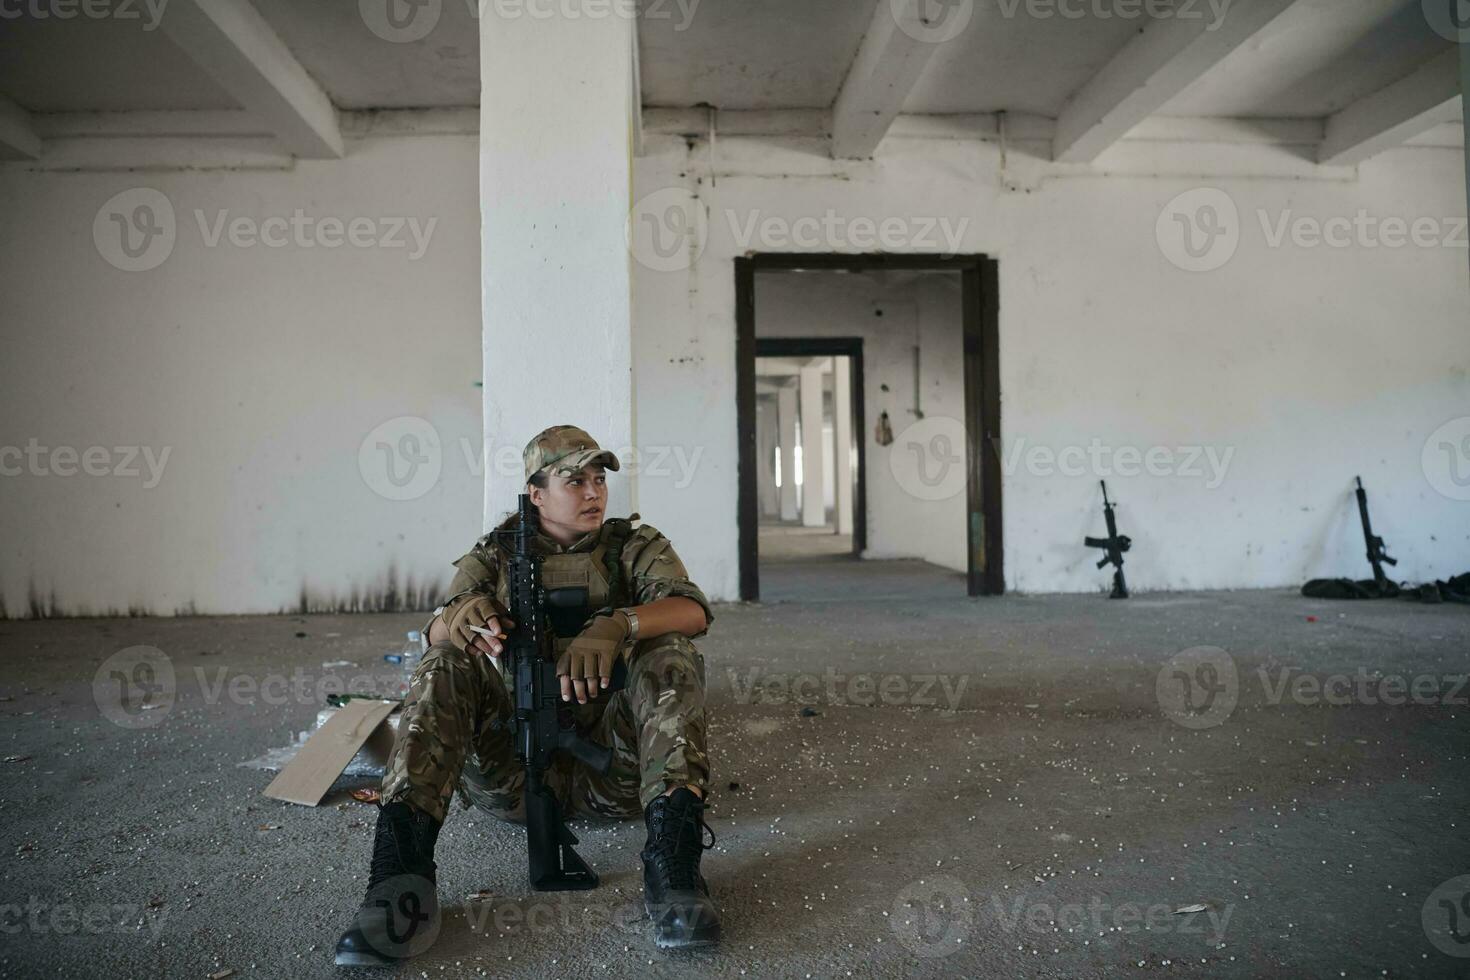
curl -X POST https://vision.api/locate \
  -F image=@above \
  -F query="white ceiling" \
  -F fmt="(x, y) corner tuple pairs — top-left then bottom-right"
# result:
(1161, 0), (1451, 117)
(248, 0), (479, 110)
(0, 0), (1452, 115)
(639, 0), (877, 110)
(896, 2), (1160, 117)
(0, 14), (239, 111)
(0, 0), (1459, 158)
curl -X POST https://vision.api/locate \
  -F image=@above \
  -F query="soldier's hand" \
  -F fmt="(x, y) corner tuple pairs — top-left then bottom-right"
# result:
(556, 611), (631, 704)
(442, 594), (514, 658)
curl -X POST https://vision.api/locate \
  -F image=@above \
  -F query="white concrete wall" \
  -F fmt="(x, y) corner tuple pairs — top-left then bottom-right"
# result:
(0, 136), (482, 616)
(632, 133), (1470, 597)
(2, 127), (1467, 615)
(753, 271), (968, 571)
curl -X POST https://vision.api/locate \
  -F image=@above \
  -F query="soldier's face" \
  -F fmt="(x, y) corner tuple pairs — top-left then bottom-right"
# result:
(530, 464), (607, 539)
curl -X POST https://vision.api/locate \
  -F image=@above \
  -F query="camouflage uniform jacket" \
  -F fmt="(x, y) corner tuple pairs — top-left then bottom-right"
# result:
(432, 512), (713, 661)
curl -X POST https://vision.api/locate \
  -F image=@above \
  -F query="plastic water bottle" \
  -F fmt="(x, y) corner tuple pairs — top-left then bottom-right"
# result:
(385, 631), (422, 697)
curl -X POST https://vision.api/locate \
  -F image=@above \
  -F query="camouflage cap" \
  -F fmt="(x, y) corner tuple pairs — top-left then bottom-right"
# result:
(523, 425), (621, 482)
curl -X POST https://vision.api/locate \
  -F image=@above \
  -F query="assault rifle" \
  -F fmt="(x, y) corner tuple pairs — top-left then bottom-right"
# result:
(498, 493), (613, 891)
(1354, 477), (1397, 590)
(1084, 481), (1132, 599)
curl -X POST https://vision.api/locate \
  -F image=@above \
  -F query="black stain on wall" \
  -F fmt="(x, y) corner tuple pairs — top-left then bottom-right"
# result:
(291, 564), (443, 615)
(2, 567), (441, 620)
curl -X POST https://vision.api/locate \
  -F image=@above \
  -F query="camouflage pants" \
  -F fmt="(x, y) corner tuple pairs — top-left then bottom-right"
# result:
(381, 633), (709, 825)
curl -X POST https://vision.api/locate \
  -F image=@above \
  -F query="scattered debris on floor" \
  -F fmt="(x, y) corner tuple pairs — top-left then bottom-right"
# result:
(262, 699), (399, 806)
(238, 704), (402, 785)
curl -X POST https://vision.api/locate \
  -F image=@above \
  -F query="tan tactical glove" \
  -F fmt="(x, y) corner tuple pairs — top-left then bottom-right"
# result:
(441, 594), (514, 654)
(556, 610), (632, 704)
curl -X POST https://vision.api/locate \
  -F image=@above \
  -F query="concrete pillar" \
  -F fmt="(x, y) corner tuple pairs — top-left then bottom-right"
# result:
(480, 6), (635, 523)
(777, 383), (799, 521)
(799, 363), (827, 527)
(1463, 36), (1470, 281)
(756, 398), (779, 518)
(821, 392), (836, 515)
(833, 357), (854, 535)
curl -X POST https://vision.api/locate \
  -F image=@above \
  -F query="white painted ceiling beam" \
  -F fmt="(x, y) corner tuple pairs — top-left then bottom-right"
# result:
(0, 95), (42, 160)
(159, 0), (343, 159)
(831, 0), (946, 159)
(1318, 48), (1462, 166)
(1053, 0), (1304, 164)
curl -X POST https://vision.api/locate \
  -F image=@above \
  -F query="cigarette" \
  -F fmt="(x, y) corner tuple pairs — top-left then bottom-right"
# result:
(468, 624), (507, 640)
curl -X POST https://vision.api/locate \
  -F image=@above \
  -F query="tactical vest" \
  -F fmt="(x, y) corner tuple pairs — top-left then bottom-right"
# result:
(474, 514), (641, 657)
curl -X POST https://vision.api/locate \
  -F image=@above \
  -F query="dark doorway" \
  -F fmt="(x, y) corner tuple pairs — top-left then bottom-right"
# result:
(735, 253), (1002, 601)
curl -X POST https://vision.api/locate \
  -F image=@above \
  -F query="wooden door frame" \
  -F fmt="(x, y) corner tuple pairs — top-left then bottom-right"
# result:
(735, 253), (1002, 600)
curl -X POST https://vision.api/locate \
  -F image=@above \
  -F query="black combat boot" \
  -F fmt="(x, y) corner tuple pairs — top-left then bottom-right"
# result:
(334, 801), (443, 967)
(641, 787), (721, 949)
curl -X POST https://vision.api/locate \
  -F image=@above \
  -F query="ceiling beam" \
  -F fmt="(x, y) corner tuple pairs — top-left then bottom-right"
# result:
(159, 0), (343, 159)
(1318, 49), (1462, 166)
(831, 0), (946, 159)
(1053, 0), (1303, 164)
(0, 95), (42, 159)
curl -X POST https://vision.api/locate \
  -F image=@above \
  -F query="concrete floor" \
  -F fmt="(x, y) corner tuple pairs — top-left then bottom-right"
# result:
(2, 559), (1468, 978)
(758, 521), (853, 562)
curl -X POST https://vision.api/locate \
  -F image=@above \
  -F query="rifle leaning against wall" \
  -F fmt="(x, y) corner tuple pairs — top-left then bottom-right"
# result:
(1300, 477), (1402, 600)
(1354, 476), (1397, 591)
(1084, 480), (1132, 599)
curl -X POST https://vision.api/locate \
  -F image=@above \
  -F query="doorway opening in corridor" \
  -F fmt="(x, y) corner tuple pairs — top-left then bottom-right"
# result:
(735, 254), (1002, 602)
(755, 342), (866, 564)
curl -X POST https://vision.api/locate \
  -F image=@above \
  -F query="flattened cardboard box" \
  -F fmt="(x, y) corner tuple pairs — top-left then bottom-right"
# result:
(264, 699), (398, 806)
